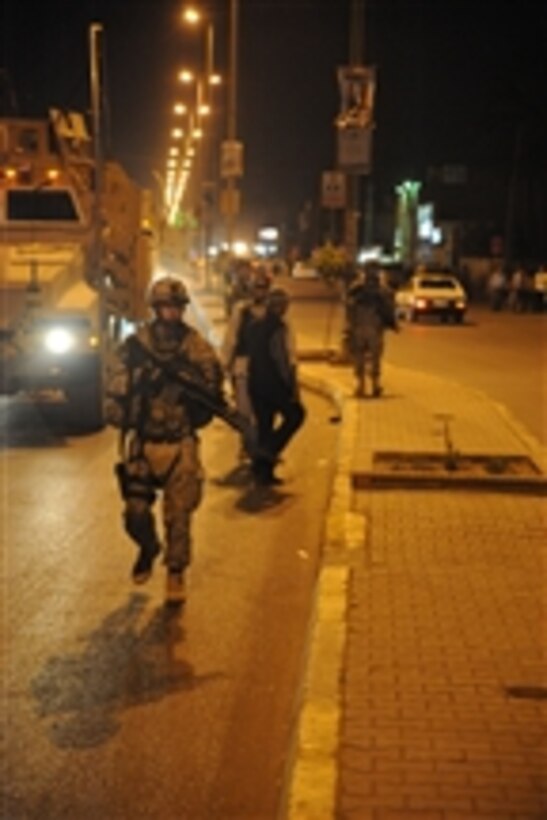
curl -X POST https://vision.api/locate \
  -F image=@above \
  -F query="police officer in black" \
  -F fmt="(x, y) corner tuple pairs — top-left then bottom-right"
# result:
(246, 288), (305, 486)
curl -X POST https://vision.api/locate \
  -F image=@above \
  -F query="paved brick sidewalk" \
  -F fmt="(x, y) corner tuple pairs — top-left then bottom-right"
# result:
(290, 362), (547, 820)
(187, 284), (547, 819)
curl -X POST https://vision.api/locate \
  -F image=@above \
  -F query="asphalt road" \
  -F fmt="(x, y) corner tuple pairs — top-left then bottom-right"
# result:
(288, 299), (546, 446)
(0, 389), (337, 819)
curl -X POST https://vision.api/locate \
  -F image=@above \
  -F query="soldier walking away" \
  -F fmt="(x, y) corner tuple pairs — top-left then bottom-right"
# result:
(346, 261), (399, 398)
(105, 276), (224, 606)
(247, 288), (305, 486)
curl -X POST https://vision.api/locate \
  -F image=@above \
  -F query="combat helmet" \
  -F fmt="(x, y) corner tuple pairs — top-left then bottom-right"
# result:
(147, 276), (190, 308)
(363, 260), (381, 287)
(250, 264), (271, 292)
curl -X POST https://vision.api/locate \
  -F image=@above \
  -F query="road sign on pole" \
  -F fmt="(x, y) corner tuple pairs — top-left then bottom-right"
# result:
(321, 170), (346, 209)
(220, 186), (240, 217)
(220, 140), (244, 178)
(337, 126), (373, 175)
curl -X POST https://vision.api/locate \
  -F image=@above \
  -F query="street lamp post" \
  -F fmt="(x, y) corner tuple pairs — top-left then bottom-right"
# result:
(223, 0), (239, 252)
(344, 0), (365, 263)
(181, 6), (222, 288)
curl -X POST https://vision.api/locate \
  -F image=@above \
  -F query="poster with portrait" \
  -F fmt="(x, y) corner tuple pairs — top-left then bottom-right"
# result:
(336, 65), (376, 129)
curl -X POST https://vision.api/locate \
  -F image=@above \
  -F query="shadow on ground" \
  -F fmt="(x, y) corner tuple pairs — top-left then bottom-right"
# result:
(31, 593), (223, 750)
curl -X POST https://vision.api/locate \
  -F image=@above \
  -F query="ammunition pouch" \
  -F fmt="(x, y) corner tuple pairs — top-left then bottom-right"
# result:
(114, 461), (127, 496)
(114, 461), (155, 503)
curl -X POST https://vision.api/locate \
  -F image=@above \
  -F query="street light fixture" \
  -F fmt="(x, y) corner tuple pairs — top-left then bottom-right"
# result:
(181, 5), (215, 86)
(181, 4), (223, 288)
(179, 69), (195, 84)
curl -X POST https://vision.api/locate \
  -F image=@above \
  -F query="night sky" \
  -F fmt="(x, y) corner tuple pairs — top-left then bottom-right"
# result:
(1, 0), (546, 236)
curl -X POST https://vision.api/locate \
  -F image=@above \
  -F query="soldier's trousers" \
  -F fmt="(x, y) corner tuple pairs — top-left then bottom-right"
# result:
(122, 436), (203, 571)
(352, 329), (384, 384)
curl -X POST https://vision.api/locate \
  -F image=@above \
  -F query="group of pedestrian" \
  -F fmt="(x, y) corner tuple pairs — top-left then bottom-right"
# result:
(487, 264), (546, 312)
(104, 258), (399, 607)
(105, 267), (306, 606)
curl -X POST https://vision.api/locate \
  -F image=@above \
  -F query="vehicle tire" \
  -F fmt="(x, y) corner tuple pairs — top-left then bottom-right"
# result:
(65, 356), (104, 432)
(410, 309), (419, 323)
(454, 313), (464, 324)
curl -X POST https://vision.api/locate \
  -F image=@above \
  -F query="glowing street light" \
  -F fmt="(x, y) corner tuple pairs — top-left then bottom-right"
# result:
(179, 69), (195, 84)
(173, 103), (188, 116)
(182, 7), (201, 24)
(181, 5), (215, 92)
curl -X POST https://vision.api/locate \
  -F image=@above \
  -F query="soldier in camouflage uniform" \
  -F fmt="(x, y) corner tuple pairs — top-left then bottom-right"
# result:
(346, 262), (398, 398)
(105, 275), (223, 605)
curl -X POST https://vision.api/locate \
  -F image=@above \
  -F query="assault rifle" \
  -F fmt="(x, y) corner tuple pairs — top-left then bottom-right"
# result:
(127, 336), (258, 455)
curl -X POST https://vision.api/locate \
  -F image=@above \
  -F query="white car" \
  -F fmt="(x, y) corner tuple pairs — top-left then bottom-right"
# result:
(395, 273), (467, 323)
(291, 262), (319, 279)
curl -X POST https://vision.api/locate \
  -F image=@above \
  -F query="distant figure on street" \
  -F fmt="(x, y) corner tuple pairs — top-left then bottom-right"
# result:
(346, 261), (399, 398)
(533, 264), (547, 312)
(247, 288), (305, 486)
(223, 258), (253, 319)
(487, 266), (507, 311)
(508, 265), (532, 312)
(105, 275), (224, 606)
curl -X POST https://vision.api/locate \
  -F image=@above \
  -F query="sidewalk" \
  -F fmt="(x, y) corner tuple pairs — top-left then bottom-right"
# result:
(188, 283), (547, 820)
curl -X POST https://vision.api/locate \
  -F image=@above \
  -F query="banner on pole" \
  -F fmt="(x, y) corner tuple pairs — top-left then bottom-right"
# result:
(336, 65), (376, 129)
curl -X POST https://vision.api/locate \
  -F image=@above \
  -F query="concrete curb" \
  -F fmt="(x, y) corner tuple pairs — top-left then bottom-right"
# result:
(282, 374), (365, 820)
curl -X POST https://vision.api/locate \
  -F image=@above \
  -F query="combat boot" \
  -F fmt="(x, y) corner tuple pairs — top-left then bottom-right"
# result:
(372, 380), (383, 398)
(165, 569), (186, 606)
(132, 541), (161, 585)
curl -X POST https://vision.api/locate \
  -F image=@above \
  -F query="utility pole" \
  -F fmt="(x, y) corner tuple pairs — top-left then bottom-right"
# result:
(89, 22), (107, 400)
(344, 0), (365, 264)
(89, 22), (103, 285)
(224, 0), (239, 251)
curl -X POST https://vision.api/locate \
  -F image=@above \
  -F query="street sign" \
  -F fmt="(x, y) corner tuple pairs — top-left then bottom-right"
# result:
(321, 170), (346, 209)
(220, 187), (240, 217)
(220, 140), (244, 178)
(337, 126), (373, 175)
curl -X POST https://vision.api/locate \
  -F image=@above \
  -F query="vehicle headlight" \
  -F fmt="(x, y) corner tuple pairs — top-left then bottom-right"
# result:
(44, 327), (76, 355)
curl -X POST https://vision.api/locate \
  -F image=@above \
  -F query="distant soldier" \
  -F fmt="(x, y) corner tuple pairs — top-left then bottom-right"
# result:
(223, 258), (253, 318)
(346, 261), (399, 398)
(105, 275), (224, 606)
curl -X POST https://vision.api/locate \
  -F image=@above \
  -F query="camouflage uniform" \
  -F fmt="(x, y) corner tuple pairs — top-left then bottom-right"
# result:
(346, 267), (398, 398)
(105, 284), (223, 581)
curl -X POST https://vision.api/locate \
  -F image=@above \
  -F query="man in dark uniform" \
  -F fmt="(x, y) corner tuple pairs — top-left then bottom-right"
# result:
(247, 288), (306, 486)
(105, 275), (223, 605)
